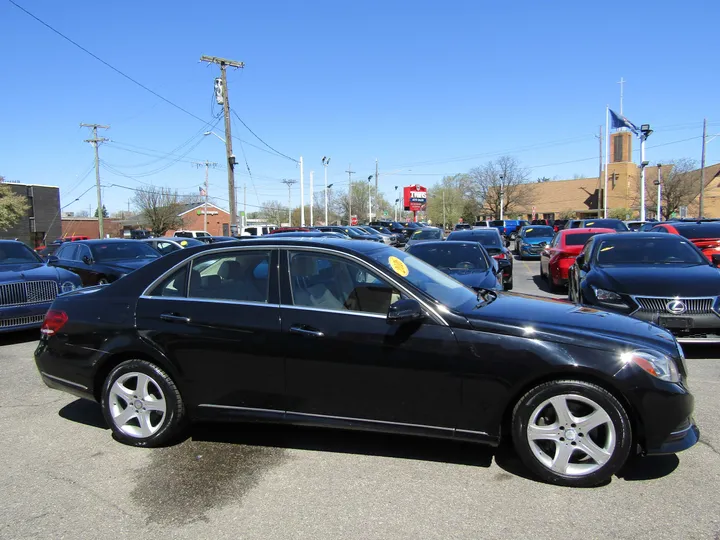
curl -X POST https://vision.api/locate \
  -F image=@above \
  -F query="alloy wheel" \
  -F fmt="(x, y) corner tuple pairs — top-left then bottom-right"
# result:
(108, 371), (167, 438)
(526, 394), (616, 477)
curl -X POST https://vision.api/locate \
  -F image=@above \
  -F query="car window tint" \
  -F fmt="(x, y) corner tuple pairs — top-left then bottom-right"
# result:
(288, 252), (400, 315)
(566, 233), (597, 246)
(189, 250), (271, 303)
(60, 244), (79, 260)
(77, 245), (92, 260)
(550, 234), (560, 247)
(156, 241), (179, 255)
(149, 264), (188, 297)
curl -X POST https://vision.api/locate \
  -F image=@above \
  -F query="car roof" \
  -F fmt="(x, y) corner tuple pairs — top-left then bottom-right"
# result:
(561, 227), (616, 234)
(188, 237), (385, 254)
(590, 232), (688, 242)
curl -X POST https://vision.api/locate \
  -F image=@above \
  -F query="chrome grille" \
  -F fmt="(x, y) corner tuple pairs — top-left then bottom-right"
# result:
(0, 314), (45, 328)
(634, 296), (716, 315)
(0, 281), (59, 307)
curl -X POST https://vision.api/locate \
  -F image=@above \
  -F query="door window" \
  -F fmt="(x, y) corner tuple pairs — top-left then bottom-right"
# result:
(189, 250), (271, 303)
(288, 252), (400, 315)
(149, 265), (189, 297)
(76, 244), (92, 262)
(58, 243), (78, 260)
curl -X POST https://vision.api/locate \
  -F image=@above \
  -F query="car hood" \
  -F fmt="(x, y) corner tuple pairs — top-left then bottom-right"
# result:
(0, 262), (63, 282)
(463, 292), (678, 355)
(595, 265), (720, 296)
(521, 236), (553, 245)
(99, 258), (157, 272)
(445, 268), (500, 290)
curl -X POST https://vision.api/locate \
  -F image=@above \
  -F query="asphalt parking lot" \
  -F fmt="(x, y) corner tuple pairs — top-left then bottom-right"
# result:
(1, 257), (719, 539)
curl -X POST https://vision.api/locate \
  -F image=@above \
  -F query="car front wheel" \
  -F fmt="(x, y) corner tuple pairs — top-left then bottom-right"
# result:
(101, 359), (186, 447)
(511, 380), (633, 487)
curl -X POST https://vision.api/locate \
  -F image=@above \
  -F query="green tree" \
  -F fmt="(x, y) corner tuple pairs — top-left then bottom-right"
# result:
(0, 178), (30, 231)
(94, 204), (109, 218)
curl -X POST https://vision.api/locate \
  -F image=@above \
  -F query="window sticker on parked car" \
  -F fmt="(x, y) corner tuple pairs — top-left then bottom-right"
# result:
(586, 222), (595, 226)
(526, 228), (533, 233)
(180, 240), (188, 246)
(388, 256), (409, 277)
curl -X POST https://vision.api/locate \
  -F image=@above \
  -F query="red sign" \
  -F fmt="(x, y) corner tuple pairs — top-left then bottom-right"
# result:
(350, 215), (358, 226)
(403, 184), (427, 212)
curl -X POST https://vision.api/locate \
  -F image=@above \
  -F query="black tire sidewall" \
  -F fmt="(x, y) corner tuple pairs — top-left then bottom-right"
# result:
(512, 380), (632, 487)
(101, 359), (184, 448)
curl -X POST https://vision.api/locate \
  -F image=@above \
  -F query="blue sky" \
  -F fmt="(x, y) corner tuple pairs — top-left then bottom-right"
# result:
(1, 0), (718, 216)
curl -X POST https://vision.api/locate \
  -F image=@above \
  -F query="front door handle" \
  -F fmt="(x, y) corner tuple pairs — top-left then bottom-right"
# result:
(160, 313), (191, 324)
(289, 325), (324, 338)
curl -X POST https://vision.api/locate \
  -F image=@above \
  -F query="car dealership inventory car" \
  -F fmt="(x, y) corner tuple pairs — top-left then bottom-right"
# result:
(35, 238), (697, 487)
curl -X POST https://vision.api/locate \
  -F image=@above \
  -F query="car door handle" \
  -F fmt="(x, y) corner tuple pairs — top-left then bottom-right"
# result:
(160, 313), (191, 324)
(289, 325), (324, 338)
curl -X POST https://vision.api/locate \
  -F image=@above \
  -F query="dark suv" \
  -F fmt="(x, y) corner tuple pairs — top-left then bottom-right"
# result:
(370, 220), (414, 239)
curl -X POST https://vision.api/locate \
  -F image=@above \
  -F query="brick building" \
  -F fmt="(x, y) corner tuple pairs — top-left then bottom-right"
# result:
(0, 181), (61, 247)
(61, 217), (124, 239)
(168, 202), (231, 236)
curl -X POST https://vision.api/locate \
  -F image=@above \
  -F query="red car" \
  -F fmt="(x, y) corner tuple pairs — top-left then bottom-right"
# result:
(539, 228), (614, 291)
(650, 221), (720, 262)
(266, 227), (311, 234)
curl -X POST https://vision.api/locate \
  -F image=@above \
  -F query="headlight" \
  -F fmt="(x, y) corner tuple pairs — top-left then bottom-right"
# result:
(621, 350), (680, 383)
(591, 286), (623, 303)
(60, 281), (76, 294)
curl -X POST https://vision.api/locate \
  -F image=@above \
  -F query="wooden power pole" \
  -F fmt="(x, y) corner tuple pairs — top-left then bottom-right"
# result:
(81, 123), (109, 238)
(700, 118), (707, 218)
(200, 55), (245, 234)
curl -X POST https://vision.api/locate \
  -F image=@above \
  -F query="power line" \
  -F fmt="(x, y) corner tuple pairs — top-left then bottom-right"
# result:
(230, 109), (297, 163)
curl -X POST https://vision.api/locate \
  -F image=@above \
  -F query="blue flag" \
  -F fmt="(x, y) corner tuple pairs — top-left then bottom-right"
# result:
(609, 109), (639, 135)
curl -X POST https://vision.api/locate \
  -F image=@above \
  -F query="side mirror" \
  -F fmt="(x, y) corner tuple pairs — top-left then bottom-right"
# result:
(575, 254), (585, 268)
(387, 298), (425, 324)
(82, 255), (93, 265)
(712, 254), (720, 268)
(46, 255), (59, 265)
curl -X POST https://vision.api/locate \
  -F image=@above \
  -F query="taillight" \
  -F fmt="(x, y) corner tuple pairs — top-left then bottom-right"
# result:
(492, 253), (507, 260)
(41, 310), (68, 336)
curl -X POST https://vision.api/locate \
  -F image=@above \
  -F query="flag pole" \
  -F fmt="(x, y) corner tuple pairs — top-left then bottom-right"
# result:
(604, 106), (609, 219)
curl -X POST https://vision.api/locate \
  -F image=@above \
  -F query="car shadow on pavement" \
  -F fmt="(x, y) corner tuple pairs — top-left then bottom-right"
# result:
(0, 329), (40, 346)
(192, 422), (498, 468)
(617, 454), (679, 481)
(59, 398), (108, 430)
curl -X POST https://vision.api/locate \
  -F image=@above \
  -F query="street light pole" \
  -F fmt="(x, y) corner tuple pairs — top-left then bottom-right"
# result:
(639, 124), (653, 222)
(394, 186), (399, 221)
(309, 171), (314, 226)
(499, 175), (505, 220)
(322, 157), (331, 225)
(655, 164), (662, 220)
(367, 175), (373, 223)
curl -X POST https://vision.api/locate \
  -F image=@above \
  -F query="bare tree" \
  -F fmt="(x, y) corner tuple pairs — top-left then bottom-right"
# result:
(259, 200), (286, 226)
(468, 156), (534, 219)
(132, 186), (185, 235)
(330, 182), (393, 225)
(426, 174), (470, 228)
(645, 159), (699, 220)
(0, 177), (30, 231)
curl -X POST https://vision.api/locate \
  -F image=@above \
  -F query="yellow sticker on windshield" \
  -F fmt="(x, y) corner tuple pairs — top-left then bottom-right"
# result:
(526, 228), (533, 232)
(180, 240), (188, 246)
(600, 246), (614, 252)
(586, 222), (595, 226)
(388, 256), (409, 277)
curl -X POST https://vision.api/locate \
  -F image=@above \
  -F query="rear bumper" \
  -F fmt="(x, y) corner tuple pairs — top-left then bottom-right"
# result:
(0, 302), (51, 333)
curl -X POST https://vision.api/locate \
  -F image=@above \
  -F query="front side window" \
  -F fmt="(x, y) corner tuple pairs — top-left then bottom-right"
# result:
(189, 250), (271, 303)
(91, 242), (160, 262)
(289, 252), (400, 315)
(58, 244), (78, 261)
(149, 265), (188, 297)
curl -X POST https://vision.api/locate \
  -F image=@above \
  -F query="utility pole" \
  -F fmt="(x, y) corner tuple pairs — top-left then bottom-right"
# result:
(192, 160), (217, 232)
(200, 55), (245, 235)
(282, 179), (297, 226)
(322, 157), (331, 225)
(299, 156), (305, 226)
(374, 159), (379, 221)
(346, 164), (355, 225)
(309, 171), (314, 226)
(81, 123), (109, 238)
(700, 118), (707, 217)
(243, 185), (247, 229)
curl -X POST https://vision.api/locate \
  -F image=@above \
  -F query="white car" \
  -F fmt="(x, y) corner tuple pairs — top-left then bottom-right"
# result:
(173, 230), (212, 238)
(239, 225), (278, 236)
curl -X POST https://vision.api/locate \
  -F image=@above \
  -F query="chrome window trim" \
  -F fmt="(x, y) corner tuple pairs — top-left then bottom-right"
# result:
(279, 304), (386, 319)
(140, 243), (449, 325)
(138, 295), (280, 308)
(40, 372), (88, 390)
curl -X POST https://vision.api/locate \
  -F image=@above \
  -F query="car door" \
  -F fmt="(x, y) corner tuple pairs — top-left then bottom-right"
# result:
(279, 248), (461, 431)
(73, 244), (96, 285)
(135, 247), (284, 410)
(54, 243), (80, 276)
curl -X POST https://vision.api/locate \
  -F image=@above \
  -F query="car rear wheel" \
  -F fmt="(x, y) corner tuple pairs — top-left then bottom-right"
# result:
(511, 380), (632, 487)
(504, 276), (513, 291)
(101, 359), (186, 447)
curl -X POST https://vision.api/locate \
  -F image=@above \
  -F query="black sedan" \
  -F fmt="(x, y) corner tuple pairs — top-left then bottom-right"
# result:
(568, 233), (720, 343)
(48, 239), (161, 286)
(406, 241), (502, 291)
(36, 238), (697, 487)
(446, 228), (513, 290)
(143, 237), (205, 256)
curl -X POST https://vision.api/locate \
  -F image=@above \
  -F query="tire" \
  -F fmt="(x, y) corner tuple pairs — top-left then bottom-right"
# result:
(101, 359), (187, 447)
(548, 276), (561, 294)
(539, 263), (545, 279)
(511, 380), (632, 487)
(504, 276), (514, 291)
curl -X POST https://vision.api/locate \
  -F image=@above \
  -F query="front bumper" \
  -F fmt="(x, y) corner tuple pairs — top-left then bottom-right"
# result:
(645, 418), (700, 455)
(519, 244), (544, 257)
(0, 302), (51, 333)
(630, 310), (720, 341)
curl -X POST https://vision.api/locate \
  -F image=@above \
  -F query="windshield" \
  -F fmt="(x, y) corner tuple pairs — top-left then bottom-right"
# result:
(0, 243), (42, 264)
(412, 229), (443, 240)
(582, 220), (629, 231)
(595, 237), (707, 266)
(446, 230), (501, 247)
(352, 227), (371, 235)
(368, 247), (479, 312)
(522, 226), (553, 238)
(409, 242), (489, 272)
(91, 242), (161, 262)
(674, 224), (720, 239)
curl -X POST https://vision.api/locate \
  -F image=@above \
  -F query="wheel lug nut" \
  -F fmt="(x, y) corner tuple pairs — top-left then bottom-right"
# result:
(571, 442), (576, 446)
(571, 424), (576, 428)
(559, 437), (565, 441)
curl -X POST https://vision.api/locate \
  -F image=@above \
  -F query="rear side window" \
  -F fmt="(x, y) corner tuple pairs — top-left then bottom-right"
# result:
(149, 265), (188, 297)
(674, 224), (720, 239)
(490, 220), (504, 227)
(566, 233), (597, 246)
(189, 250), (271, 303)
(175, 231), (191, 238)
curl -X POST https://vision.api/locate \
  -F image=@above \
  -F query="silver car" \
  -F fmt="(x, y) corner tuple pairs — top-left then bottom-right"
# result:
(404, 227), (444, 249)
